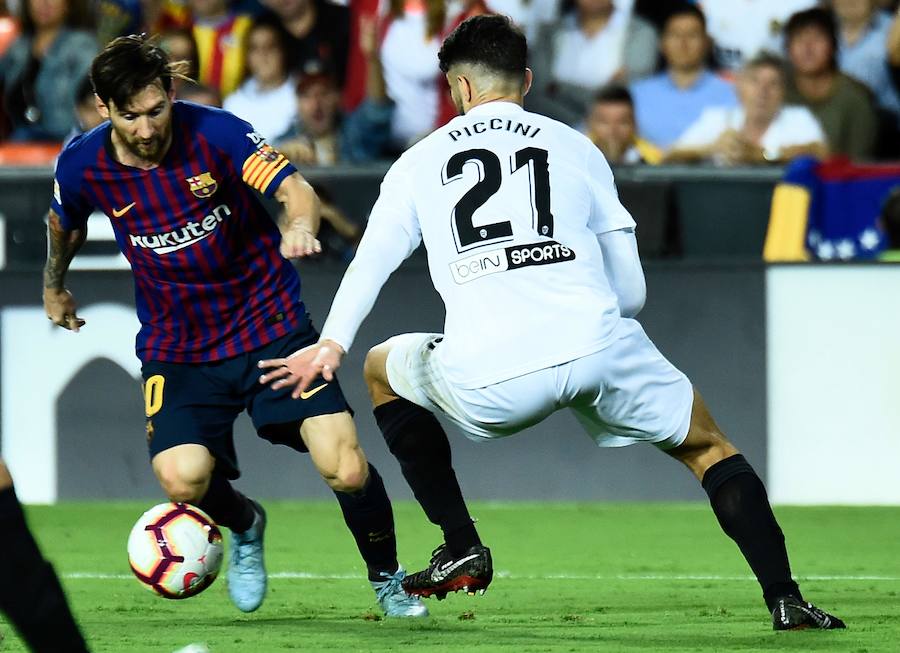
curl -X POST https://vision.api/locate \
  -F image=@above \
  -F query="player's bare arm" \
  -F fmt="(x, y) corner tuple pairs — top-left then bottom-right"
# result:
(43, 209), (87, 332)
(273, 172), (323, 259)
(258, 339), (345, 399)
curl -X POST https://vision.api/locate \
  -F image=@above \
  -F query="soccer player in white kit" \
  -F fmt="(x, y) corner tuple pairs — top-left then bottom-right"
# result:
(259, 15), (845, 631)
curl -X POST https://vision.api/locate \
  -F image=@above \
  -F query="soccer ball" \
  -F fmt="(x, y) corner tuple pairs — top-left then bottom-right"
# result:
(127, 502), (224, 599)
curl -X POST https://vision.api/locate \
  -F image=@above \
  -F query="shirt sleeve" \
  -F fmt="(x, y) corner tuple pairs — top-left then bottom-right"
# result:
(584, 142), (636, 236)
(787, 107), (827, 145)
(320, 160), (422, 351)
(674, 107), (726, 147)
(50, 150), (93, 230)
(210, 109), (297, 197)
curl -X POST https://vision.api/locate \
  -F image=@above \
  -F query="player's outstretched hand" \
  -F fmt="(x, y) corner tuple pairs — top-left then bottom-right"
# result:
(280, 225), (322, 259)
(258, 340), (345, 399)
(43, 288), (86, 332)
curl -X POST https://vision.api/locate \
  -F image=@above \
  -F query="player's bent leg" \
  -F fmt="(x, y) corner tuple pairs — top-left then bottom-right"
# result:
(664, 390), (738, 480)
(365, 337), (492, 600)
(301, 412), (427, 617)
(0, 459), (91, 652)
(666, 390), (845, 630)
(153, 444), (266, 612)
(151, 444), (216, 504)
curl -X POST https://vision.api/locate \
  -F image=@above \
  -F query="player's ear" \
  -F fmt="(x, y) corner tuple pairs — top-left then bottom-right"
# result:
(523, 68), (533, 97)
(167, 85), (176, 103)
(457, 74), (472, 104)
(96, 95), (110, 120)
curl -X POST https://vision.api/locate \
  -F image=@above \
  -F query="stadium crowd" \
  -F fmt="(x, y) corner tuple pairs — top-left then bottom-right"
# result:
(3, 0), (900, 165)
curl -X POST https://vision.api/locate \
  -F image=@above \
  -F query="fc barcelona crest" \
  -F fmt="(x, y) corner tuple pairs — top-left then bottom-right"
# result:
(186, 172), (218, 198)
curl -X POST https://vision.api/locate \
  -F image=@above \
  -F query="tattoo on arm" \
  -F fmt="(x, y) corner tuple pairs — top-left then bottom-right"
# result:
(44, 210), (86, 290)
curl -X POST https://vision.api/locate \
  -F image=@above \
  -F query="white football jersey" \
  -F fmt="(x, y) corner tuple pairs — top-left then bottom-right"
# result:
(321, 101), (635, 388)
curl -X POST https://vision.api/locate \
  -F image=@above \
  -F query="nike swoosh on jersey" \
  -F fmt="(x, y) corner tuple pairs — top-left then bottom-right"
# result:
(112, 202), (136, 218)
(430, 553), (480, 583)
(299, 383), (329, 400)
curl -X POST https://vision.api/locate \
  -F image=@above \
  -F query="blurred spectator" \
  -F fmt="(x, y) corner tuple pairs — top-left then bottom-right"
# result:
(94, 0), (141, 45)
(178, 79), (222, 105)
(697, 0), (818, 72)
(666, 52), (828, 165)
(586, 85), (661, 164)
(159, 28), (199, 78)
(260, 0), (349, 83)
(94, 0), (195, 45)
(435, 0), (492, 127)
(0, 0), (97, 141)
(527, 0), (657, 125)
(307, 182), (361, 261)
(485, 0), (559, 41)
(224, 15), (296, 140)
(276, 23), (392, 165)
(61, 73), (103, 145)
(190, 0), (253, 97)
(785, 7), (878, 159)
(72, 74), (103, 131)
(833, 0), (900, 117)
(380, 0), (444, 148)
(0, 0), (20, 56)
(630, 4), (737, 149)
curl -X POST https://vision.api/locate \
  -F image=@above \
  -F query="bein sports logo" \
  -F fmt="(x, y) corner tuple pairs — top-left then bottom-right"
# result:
(450, 240), (575, 284)
(129, 204), (231, 254)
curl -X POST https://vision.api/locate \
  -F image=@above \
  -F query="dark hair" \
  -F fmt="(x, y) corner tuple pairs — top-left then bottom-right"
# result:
(662, 3), (706, 31)
(593, 84), (634, 108)
(743, 51), (788, 80)
(438, 15), (527, 78)
(784, 7), (839, 70)
(75, 74), (95, 106)
(246, 13), (292, 79)
(91, 34), (192, 109)
(20, 0), (93, 34)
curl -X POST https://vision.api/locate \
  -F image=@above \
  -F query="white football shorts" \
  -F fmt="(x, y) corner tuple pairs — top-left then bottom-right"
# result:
(384, 318), (694, 449)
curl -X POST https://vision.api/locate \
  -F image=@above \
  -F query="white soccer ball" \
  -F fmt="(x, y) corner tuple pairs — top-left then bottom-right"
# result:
(127, 502), (224, 599)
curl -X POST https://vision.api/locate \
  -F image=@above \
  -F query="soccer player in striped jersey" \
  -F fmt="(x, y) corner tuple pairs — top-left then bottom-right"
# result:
(42, 34), (426, 618)
(260, 15), (845, 631)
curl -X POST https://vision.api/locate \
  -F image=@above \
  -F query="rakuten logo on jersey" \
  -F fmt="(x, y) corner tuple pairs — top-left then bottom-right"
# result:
(450, 240), (575, 284)
(129, 204), (231, 254)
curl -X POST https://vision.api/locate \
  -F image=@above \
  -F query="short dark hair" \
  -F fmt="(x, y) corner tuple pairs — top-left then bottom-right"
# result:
(75, 75), (95, 107)
(593, 84), (634, 109)
(785, 7), (839, 69)
(91, 34), (192, 109)
(438, 15), (527, 78)
(663, 3), (706, 31)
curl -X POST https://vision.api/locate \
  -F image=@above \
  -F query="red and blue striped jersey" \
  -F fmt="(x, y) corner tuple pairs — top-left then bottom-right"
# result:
(52, 101), (305, 363)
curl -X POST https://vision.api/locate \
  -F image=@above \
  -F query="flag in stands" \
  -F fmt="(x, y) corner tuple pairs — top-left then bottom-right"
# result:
(764, 156), (893, 262)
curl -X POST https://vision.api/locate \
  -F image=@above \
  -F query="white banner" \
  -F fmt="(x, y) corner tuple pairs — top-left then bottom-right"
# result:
(1, 303), (141, 503)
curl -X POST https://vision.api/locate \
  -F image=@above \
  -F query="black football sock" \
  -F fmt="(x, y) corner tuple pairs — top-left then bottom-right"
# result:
(197, 472), (256, 533)
(0, 486), (90, 652)
(702, 454), (801, 611)
(333, 463), (400, 582)
(375, 398), (481, 556)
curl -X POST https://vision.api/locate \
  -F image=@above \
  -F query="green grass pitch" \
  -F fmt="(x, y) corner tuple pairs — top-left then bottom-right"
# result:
(3, 502), (898, 652)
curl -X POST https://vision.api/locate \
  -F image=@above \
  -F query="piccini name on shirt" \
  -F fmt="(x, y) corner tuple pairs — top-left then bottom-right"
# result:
(449, 119), (541, 142)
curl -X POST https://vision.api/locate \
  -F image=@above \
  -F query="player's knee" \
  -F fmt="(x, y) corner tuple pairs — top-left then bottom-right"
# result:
(323, 452), (368, 493)
(154, 462), (211, 504)
(363, 345), (390, 390)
